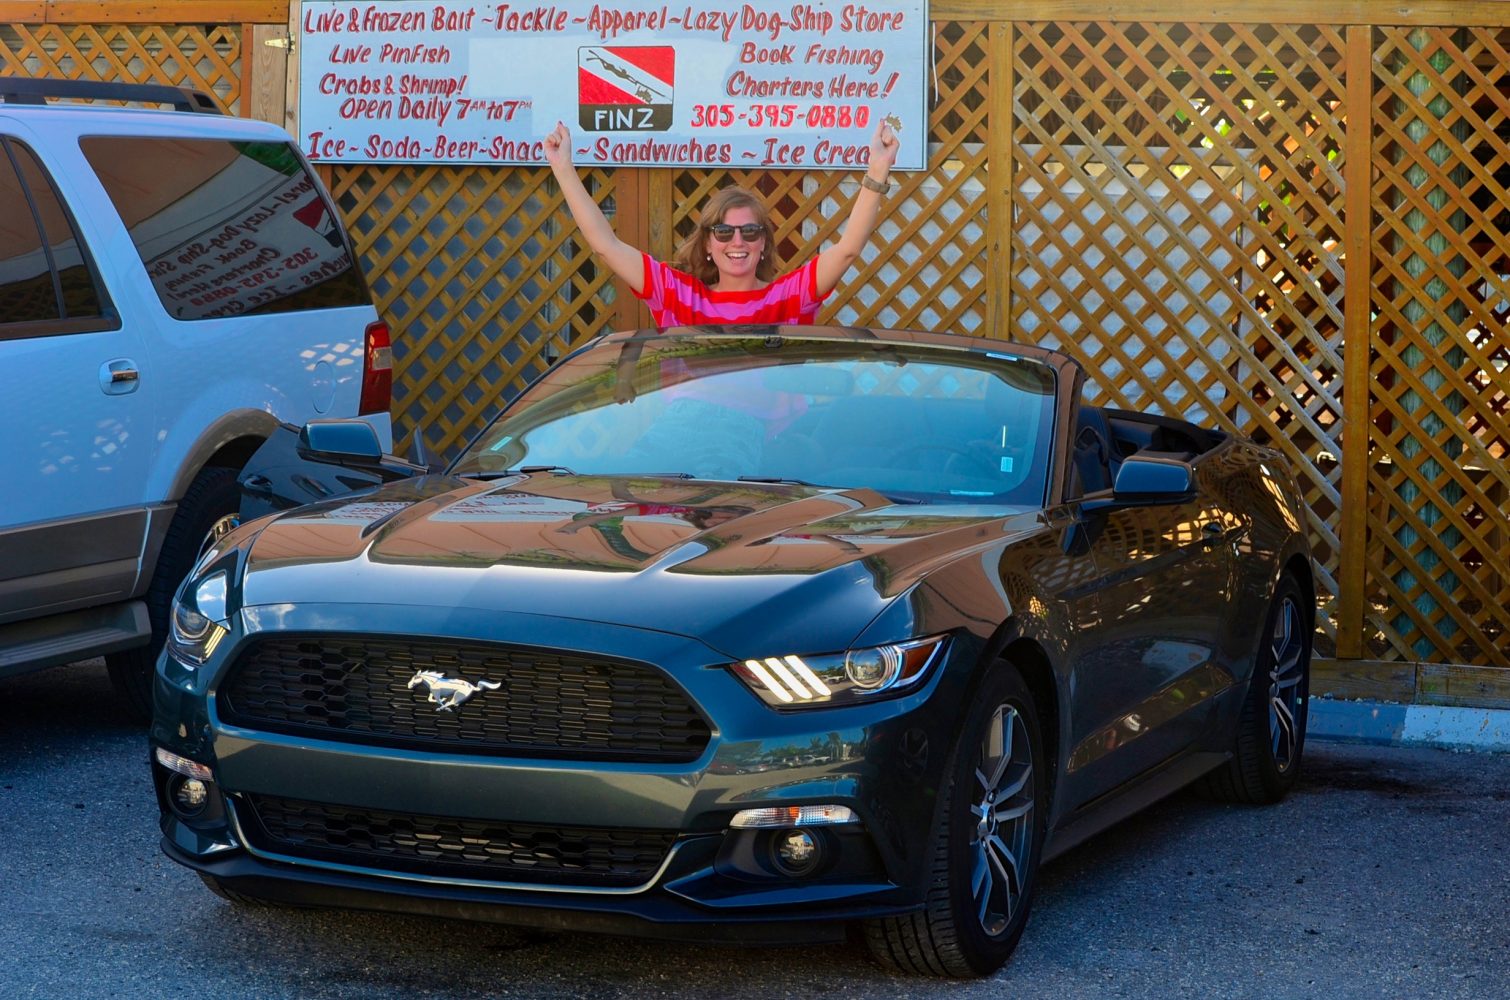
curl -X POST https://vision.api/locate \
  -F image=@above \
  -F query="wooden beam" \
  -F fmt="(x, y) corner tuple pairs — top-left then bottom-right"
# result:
(610, 168), (651, 330)
(239, 22), (254, 118)
(248, 23), (287, 125)
(284, 0), (300, 135)
(985, 21), (1013, 340)
(931, 1), (1510, 26)
(0, 2), (46, 19)
(1312, 657), (1417, 703)
(1314, 658), (1510, 710)
(647, 168), (675, 263)
(39, 1), (288, 23)
(1418, 664), (1510, 710)
(1337, 24), (1373, 660)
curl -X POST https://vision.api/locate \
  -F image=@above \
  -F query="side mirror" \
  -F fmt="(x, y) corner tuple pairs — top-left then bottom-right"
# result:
(297, 418), (427, 480)
(298, 418), (383, 461)
(1111, 452), (1195, 503)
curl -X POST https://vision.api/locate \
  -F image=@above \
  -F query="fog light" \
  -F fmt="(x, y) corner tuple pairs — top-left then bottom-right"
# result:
(771, 829), (822, 876)
(779, 830), (816, 864)
(174, 777), (208, 813)
(167, 774), (210, 819)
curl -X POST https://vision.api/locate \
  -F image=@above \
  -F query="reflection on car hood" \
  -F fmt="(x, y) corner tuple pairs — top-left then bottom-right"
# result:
(240, 474), (1040, 654)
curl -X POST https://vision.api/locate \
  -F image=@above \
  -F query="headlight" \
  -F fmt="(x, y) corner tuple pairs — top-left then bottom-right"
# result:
(166, 570), (230, 666)
(729, 635), (949, 709)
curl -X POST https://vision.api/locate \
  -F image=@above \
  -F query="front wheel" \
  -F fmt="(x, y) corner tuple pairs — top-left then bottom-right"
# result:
(864, 665), (1046, 977)
(1202, 573), (1312, 804)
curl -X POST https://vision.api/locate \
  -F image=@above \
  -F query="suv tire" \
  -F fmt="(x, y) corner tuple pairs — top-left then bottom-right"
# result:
(106, 465), (240, 720)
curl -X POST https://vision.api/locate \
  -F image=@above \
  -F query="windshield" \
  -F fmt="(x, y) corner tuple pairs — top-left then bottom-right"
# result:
(451, 334), (1058, 506)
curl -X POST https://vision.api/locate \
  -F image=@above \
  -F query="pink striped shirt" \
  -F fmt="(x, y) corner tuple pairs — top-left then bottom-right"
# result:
(634, 253), (828, 326)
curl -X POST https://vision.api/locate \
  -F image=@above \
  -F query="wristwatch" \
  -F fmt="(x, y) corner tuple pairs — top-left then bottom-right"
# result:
(859, 174), (891, 195)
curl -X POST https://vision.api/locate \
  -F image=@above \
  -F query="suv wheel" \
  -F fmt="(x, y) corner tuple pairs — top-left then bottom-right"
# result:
(106, 465), (240, 720)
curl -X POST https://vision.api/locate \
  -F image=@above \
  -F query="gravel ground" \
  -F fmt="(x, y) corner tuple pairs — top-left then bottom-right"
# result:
(2, 659), (1506, 999)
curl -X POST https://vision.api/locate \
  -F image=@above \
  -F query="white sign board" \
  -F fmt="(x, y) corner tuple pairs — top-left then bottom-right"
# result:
(297, 0), (927, 169)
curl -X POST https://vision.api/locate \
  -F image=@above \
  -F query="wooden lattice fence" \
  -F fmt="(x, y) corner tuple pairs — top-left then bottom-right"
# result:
(5, 1), (1509, 695)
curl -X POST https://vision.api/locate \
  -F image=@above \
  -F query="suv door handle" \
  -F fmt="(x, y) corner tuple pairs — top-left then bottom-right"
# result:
(100, 358), (140, 395)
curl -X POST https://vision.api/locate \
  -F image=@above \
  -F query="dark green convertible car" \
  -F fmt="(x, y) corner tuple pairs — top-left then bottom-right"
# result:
(150, 326), (1313, 977)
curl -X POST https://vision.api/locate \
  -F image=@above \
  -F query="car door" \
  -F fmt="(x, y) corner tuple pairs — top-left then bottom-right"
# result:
(0, 130), (153, 620)
(1060, 411), (1235, 807)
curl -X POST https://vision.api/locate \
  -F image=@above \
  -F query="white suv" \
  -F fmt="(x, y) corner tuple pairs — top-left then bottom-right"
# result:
(0, 79), (393, 716)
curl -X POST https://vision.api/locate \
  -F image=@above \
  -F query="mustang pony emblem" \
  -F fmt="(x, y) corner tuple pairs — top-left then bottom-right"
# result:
(406, 670), (501, 711)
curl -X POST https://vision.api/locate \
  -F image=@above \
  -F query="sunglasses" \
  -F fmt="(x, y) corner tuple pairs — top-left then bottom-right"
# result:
(707, 222), (766, 243)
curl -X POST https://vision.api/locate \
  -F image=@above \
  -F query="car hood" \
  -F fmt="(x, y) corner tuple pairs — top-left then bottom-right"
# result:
(238, 474), (1038, 657)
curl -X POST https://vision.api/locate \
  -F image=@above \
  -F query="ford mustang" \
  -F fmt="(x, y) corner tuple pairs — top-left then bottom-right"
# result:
(149, 326), (1314, 977)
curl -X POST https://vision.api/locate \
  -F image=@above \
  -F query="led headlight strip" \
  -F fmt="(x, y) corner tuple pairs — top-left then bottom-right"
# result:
(730, 635), (948, 709)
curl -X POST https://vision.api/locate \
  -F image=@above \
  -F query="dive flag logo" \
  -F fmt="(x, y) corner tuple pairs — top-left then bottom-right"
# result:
(578, 45), (674, 132)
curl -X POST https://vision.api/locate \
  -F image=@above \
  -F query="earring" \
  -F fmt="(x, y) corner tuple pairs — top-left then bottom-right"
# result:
(707, 254), (712, 260)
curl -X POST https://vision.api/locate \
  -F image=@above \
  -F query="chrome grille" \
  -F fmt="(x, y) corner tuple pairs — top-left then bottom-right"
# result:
(219, 636), (710, 762)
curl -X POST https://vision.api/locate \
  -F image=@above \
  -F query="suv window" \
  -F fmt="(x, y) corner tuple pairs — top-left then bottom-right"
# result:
(79, 137), (370, 320)
(0, 136), (110, 335)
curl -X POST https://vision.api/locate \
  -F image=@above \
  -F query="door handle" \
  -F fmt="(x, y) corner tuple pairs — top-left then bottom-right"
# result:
(100, 358), (140, 395)
(242, 474), (273, 497)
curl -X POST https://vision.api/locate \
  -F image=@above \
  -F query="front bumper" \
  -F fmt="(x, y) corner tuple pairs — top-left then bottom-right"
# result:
(152, 602), (974, 938)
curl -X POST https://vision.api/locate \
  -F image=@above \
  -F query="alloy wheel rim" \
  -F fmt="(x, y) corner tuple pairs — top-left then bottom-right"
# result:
(968, 702), (1034, 937)
(1267, 596), (1306, 772)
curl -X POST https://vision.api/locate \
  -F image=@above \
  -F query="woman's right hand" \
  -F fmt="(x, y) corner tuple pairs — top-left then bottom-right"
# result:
(543, 121), (571, 169)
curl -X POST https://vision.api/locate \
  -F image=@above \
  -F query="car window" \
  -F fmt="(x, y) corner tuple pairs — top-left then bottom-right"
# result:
(9, 140), (107, 322)
(453, 336), (1058, 507)
(78, 137), (369, 320)
(0, 140), (58, 327)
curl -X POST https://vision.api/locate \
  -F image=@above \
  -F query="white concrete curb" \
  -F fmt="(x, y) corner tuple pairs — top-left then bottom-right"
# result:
(1307, 697), (1510, 753)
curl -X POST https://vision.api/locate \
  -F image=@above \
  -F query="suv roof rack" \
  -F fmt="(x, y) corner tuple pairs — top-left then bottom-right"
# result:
(0, 77), (223, 114)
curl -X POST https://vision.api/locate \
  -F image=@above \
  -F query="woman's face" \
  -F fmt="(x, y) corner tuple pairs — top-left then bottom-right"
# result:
(706, 205), (766, 284)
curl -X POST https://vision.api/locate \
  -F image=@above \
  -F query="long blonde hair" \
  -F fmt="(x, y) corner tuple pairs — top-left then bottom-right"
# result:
(671, 186), (778, 286)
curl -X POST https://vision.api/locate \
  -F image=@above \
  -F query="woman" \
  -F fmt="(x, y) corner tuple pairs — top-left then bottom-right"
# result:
(542, 119), (900, 326)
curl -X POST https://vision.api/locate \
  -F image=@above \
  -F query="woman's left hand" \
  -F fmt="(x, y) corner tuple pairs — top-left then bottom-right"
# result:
(869, 119), (900, 172)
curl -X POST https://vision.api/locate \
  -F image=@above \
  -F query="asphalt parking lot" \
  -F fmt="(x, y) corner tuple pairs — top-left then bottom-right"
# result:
(2, 660), (1507, 999)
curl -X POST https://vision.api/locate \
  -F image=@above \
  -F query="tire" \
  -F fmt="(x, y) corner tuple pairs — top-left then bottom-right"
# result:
(1202, 573), (1312, 804)
(106, 464), (241, 721)
(864, 666), (1046, 977)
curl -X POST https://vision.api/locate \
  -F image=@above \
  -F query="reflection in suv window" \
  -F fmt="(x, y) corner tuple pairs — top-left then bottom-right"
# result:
(0, 137), (107, 328)
(0, 141), (56, 325)
(80, 137), (369, 320)
(11, 140), (107, 321)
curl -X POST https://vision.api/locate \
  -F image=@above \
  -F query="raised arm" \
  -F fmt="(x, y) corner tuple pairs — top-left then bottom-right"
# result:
(543, 122), (646, 294)
(814, 119), (901, 297)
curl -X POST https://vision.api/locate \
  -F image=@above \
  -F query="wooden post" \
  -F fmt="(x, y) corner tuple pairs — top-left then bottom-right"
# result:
(647, 168), (676, 262)
(1337, 24), (1373, 659)
(285, 0), (300, 136)
(239, 23), (254, 116)
(248, 24), (288, 125)
(610, 168), (652, 330)
(986, 20), (1013, 341)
